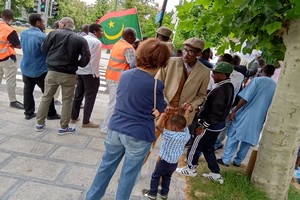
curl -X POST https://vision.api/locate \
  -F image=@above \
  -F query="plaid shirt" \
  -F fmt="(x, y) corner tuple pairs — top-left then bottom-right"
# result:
(160, 127), (190, 164)
(123, 42), (135, 64)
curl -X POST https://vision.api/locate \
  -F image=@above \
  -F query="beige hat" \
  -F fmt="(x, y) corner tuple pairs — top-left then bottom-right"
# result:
(156, 26), (172, 37)
(183, 37), (205, 51)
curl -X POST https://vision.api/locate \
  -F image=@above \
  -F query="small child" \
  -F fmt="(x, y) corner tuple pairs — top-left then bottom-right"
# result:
(142, 105), (191, 200)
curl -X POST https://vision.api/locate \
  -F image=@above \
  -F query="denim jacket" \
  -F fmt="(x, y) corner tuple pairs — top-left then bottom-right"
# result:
(20, 26), (47, 77)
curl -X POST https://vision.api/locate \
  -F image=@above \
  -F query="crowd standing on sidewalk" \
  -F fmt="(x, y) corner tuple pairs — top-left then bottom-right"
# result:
(0, 8), (289, 200)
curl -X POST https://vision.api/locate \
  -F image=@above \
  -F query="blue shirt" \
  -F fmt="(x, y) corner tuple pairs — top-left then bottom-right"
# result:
(229, 77), (276, 145)
(20, 26), (47, 77)
(160, 127), (190, 164)
(108, 68), (167, 142)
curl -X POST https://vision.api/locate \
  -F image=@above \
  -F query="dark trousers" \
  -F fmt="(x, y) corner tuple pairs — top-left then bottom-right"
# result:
(186, 113), (199, 146)
(149, 159), (177, 196)
(71, 75), (99, 124)
(22, 73), (57, 116)
(187, 129), (221, 173)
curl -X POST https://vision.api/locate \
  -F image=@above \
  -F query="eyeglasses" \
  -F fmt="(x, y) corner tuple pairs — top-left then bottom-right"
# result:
(182, 48), (197, 56)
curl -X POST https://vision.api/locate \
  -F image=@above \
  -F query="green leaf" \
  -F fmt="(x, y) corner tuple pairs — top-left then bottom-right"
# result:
(285, 4), (300, 19)
(213, 0), (227, 11)
(217, 43), (228, 55)
(235, 43), (243, 52)
(264, 22), (282, 35)
(178, 19), (195, 31)
(265, 0), (283, 10)
(205, 41), (212, 48)
(195, 0), (212, 9)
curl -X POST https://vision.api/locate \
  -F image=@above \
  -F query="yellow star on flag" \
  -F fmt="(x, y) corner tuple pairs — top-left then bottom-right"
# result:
(108, 20), (115, 28)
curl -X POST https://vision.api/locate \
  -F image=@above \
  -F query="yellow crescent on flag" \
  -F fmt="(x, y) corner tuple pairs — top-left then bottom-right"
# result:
(104, 23), (125, 40)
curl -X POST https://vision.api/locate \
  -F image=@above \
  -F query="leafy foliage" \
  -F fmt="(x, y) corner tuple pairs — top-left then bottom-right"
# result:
(1, 0), (175, 38)
(176, 0), (300, 63)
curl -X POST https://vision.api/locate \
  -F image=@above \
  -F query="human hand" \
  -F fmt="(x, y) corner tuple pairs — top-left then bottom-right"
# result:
(165, 106), (175, 114)
(182, 103), (193, 112)
(152, 109), (160, 118)
(229, 111), (236, 121)
(195, 127), (204, 135)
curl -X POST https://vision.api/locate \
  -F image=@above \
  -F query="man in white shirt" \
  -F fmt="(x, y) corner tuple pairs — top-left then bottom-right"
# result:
(70, 24), (102, 128)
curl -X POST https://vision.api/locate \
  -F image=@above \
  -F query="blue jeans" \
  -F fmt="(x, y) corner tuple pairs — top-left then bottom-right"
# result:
(86, 130), (151, 200)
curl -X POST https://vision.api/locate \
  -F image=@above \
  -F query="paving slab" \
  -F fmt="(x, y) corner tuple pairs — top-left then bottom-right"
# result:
(0, 138), (54, 156)
(40, 132), (89, 148)
(7, 181), (82, 200)
(62, 166), (97, 188)
(1, 156), (65, 181)
(0, 152), (11, 163)
(49, 146), (102, 165)
(87, 137), (106, 151)
(0, 176), (18, 197)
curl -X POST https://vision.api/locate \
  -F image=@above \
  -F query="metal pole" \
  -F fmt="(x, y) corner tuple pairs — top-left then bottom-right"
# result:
(114, 0), (118, 11)
(43, 0), (50, 27)
(158, 0), (168, 27)
(5, 0), (11, 9)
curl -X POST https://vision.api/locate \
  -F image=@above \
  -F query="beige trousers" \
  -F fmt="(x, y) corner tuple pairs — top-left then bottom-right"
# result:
(36, 71), (76, 128)
(0, 59), (17, 102)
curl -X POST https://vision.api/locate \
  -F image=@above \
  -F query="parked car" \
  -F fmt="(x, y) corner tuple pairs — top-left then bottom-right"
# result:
(22, 22), (30, 27)
(12, 21), (23, 26)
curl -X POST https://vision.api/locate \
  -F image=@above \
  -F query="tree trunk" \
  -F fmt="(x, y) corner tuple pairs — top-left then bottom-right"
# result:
(251, 19), (300, 200)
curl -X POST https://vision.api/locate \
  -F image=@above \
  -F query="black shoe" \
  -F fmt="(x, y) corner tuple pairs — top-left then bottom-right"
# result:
(25, 113), (36, 120)
(158, 189), (168, 200)
(10, 101), (24, 109)
(142, 189), (157, 200)
(232, 162), (241, 167)
(217, 158), (229, 167)
(47, 114), (61, 120)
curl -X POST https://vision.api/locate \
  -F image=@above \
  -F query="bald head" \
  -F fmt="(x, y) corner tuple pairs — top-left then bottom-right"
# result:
(59, 17), (75, 30)
(122, 28), (136, 44)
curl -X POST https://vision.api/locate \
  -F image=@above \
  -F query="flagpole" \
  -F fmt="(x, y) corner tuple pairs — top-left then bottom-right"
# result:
(134, 7), (143, 40)
(158, 0), (168, 27)
(114, 0), (118, 10)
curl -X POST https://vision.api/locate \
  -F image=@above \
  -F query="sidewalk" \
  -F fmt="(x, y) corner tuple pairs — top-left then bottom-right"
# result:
(0, 85), (187, 199)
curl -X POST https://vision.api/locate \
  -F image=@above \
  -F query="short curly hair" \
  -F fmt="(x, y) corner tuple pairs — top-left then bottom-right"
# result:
(135, 38), (171, 69)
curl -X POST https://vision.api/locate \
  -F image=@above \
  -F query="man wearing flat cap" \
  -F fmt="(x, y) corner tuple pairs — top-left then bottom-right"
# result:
(176, 62), (234, 184)
(155, 37), (210, 138)
(156, 26), (172, 42)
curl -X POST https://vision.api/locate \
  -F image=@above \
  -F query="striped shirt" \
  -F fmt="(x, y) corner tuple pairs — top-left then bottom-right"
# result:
(160, 127), (190, 164)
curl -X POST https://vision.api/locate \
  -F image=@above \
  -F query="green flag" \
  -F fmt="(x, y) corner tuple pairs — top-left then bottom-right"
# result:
(98, 8), (142, 49)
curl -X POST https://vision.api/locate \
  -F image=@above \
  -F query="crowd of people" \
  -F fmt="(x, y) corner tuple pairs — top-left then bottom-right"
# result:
(0, 8), (289, 200)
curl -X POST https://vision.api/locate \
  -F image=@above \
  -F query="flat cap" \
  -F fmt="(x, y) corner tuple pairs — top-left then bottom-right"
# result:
(183, 37), (205, 51)
(213, 62), (233, 75)
(156, 26), (172, 37)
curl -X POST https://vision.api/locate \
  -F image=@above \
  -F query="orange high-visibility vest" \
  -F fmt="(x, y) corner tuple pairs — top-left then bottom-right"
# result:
(0, 21), (16, 60)
(105, 39), (133, 81)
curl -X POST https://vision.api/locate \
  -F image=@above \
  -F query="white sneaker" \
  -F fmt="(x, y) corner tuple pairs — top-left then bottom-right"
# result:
(202, 172), (224, 184)
(175, 166), (197, 177)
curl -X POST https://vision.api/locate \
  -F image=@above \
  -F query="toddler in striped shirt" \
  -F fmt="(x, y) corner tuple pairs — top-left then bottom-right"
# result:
(142, 105), (192, 200)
